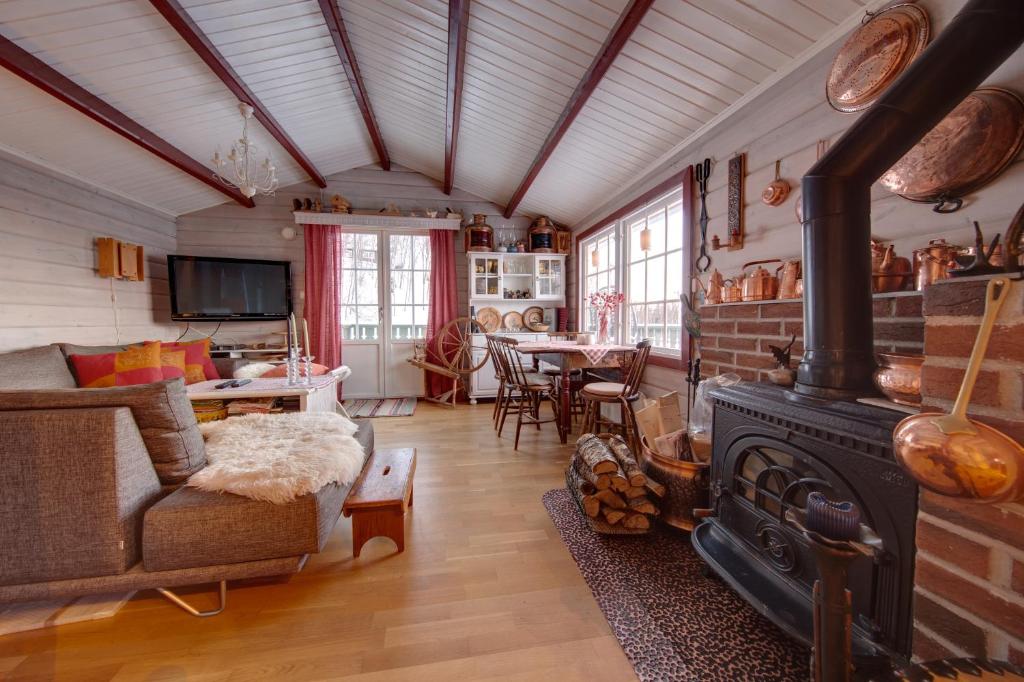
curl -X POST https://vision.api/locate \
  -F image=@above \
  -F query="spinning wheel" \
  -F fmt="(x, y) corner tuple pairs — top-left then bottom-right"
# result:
(407, 316), (490, 408)
(433, 316), (490, 374)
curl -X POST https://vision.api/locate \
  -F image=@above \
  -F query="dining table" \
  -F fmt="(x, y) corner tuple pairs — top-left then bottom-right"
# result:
(515, 341), (635, 444)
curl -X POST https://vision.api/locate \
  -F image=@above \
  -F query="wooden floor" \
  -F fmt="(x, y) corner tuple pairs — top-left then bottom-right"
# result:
(0, 403), (638, 681)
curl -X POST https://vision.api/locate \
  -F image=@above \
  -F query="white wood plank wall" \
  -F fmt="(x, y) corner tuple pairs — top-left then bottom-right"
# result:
(0, 151), (180, 352)
(175, 165), (536, 346)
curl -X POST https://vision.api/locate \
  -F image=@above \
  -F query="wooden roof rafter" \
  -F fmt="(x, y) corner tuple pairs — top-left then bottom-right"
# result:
(150, 0), (328, 189)
(501, 0), (655, 218)
(444, 0), (471, 195)
(0, 33), (255, 208)
(317, 0), (391, 171)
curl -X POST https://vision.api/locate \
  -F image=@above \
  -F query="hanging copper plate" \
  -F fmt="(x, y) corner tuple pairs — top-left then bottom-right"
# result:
(827, 3), (930, 113)
(880, 88), (1024, 211)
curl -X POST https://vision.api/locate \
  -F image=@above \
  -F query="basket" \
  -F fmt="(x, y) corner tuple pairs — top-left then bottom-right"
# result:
(639, 435), (710, 532)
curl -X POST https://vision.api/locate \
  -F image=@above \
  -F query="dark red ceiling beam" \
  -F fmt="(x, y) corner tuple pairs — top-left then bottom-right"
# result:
(317, 0), (391, 171)
(151, 0), (327, 188)
(444, 0), (471, 195)
(502, 0), (654, 218)
(0, 34), (254, 208)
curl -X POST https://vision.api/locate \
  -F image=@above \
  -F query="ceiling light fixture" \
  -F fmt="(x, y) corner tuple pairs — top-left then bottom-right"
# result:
(591, 245), (600, 267)
(212, 102), (278, 198)
(640, 201), (652, 252)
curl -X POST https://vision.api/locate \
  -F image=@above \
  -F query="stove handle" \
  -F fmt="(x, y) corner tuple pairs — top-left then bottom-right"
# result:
(694, 479), (730, 519)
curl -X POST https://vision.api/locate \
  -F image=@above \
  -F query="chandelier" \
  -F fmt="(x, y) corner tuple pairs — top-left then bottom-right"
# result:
(211, 102), (278, 198)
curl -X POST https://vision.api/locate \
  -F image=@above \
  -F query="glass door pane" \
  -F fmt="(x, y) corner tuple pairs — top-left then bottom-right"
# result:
(340, 233), (380, 341)
(389, 234), (431, 341)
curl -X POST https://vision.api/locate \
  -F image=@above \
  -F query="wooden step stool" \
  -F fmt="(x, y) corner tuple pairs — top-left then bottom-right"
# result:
(343, 448), (416, 557)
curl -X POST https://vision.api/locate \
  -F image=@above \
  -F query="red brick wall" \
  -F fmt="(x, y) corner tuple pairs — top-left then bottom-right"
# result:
(912, 277), (1024, 663)
(697, 292), (924, 381)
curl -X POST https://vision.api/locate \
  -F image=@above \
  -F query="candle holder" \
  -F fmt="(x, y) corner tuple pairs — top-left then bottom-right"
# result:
(286, 350), (301, 386)
(302, 356), (314, 385)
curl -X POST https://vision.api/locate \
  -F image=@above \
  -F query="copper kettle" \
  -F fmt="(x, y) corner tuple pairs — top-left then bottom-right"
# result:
(777, 260), (802, 299)
(741, 260), (781, 302)
(873, 244), (912, 293)
(913, 238), (962, 290)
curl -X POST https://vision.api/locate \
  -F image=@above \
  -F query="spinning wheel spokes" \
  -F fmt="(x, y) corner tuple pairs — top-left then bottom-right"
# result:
(434, 316), (489, 374)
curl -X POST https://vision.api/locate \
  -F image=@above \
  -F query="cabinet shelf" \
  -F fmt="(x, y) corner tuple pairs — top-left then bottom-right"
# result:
(468, 252), (566, 303)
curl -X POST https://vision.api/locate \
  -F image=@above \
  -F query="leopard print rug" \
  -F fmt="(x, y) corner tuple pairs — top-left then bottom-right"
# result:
(543, 488), (810, 682)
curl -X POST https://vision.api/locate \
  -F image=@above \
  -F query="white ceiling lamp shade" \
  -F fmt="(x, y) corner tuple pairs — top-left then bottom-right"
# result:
(212, 103), (278, 199)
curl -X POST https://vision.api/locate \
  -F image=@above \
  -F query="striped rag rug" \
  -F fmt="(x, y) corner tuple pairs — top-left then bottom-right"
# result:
(342, 397), (417, 418)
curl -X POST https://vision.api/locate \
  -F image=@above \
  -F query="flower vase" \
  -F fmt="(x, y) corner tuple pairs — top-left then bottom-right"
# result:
(597, 313), (610, 345)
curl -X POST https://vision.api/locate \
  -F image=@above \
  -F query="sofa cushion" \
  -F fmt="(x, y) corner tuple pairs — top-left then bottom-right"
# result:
(0, 344), (77, 389)
(0, 378), (205, 484)
(68, 342), (164, 388)
(162, 339), (219, 382)
(142, 418), (373, 571)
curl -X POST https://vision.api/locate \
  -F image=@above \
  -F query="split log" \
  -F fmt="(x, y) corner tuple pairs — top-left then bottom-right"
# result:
(609, 474), (630, 493)
(622, 511), (651, 530)
(577, 434), (620, 474)
(581, 495), (601, 518)
(645, 479), (667, 498)
(628, 496), (657, 515)
(594, 489), (626, 509)
(579, 479), (597, 496)
(624, 486), (648, 500)
(608, 436), (647, 487)
(572, 453), (611, 491)
(602, 506), (627, 525)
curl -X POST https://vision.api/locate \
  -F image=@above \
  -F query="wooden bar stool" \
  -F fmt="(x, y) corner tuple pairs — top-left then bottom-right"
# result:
(579, 339), (652, 454)
(494, 336), (564, 450)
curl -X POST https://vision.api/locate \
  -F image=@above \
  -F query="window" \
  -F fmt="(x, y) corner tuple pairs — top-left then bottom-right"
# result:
(577, 189), (685, 356)
(578, 226), (619, 337)
(340, 233), (380, 341)
(388, 234), (431, 340)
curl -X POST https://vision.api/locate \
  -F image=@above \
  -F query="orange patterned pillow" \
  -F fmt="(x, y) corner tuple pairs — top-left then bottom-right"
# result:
(160, 348), (187, 380)
(70, 342), (164, 388)
(161, 338), (220, 384)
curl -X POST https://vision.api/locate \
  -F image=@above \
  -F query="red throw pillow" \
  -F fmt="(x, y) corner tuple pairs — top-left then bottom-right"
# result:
(260, 363), (330, 378)
(70, 342), (164, 388)
(161, 338), (220, 383)
(160, 348), (187, 380)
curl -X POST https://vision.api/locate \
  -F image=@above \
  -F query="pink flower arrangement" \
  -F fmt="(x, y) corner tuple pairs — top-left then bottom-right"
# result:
(588, 290), (624, 343)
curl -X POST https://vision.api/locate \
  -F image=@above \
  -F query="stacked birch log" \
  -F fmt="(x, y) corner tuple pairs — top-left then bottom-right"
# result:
(566, 433), (666, 534)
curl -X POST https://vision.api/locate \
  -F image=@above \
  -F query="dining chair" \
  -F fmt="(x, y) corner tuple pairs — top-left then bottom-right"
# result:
(579, 339), (652, 454)
(484, 334), (508, 427)
(494, 336), (564, 450)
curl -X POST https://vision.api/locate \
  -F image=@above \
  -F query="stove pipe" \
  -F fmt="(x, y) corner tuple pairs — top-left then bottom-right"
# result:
(796, 0), (1024, 399)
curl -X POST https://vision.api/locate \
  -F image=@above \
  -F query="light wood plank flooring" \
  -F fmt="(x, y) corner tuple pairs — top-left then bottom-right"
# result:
(0, 403), (638, 681)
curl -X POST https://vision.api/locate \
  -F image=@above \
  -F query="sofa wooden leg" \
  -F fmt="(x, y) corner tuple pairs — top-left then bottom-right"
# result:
(156, 580), (227, 617)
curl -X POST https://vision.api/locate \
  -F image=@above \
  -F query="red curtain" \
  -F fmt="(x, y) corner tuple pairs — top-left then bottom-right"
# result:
(303, 224), (342, 380)
(425, 229), (459, 398)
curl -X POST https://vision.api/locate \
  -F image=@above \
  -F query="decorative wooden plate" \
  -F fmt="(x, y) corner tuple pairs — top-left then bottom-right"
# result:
(523, 306), (546, 331)
(827, 3), (929, 113)
(475, 307), (501, 333)
(880, 88), (1024, 211)
(502, 311), (524, 330)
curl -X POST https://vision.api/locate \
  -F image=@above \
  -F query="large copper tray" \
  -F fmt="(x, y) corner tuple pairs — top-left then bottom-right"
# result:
(880, 88), (1024, 211)
(827, 3), (929, 113)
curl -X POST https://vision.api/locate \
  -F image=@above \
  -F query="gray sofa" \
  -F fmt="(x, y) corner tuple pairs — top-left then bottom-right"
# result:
(0, 344), (372, 615)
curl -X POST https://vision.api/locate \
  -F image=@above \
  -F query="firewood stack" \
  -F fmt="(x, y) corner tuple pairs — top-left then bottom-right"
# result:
(566, 433), (666, 534)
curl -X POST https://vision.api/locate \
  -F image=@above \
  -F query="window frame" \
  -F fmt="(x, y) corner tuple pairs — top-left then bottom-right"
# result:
(575, 167), (694, 369)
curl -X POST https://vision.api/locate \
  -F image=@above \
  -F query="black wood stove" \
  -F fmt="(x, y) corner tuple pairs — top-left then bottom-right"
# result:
(692, 384), (917, 661)
(690, 0), (1024, 667)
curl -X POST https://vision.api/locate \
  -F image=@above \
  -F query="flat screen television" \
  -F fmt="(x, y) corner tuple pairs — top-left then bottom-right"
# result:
(167, 255), (292, 321)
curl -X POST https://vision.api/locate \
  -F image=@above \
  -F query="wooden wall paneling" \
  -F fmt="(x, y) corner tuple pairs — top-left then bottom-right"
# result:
(0, 34), (255, 209)
(318, 0), (392, 170)
(501, 0), (655, 218)
(444, 0), (471, 195)
(0, 151), (179, 352)
(149, 0), (328, 188)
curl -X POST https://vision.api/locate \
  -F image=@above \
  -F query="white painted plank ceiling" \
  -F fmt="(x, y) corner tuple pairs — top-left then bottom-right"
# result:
(0, 0), (874, 219)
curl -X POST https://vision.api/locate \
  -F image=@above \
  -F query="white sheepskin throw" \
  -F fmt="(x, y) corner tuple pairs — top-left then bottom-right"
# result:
(188, 412), (365, 504)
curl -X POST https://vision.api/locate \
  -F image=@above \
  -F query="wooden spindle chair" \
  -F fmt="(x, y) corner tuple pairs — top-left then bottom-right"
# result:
(494, 336), (564, 450)
(579, 339), (652, 454)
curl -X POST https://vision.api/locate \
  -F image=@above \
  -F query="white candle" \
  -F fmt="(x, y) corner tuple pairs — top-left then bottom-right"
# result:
(290, 313), (298, 350)
(303, 319), (310, 357)
(286, 316), (294, 360)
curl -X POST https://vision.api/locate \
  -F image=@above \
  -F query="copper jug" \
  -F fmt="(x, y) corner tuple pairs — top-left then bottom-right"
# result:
(777, 260), (802, 299)
(706, 270), (724, 305)
(741, 260), (781, 302)
(912, 238), (961, 290)
(873, 244), (912, 293)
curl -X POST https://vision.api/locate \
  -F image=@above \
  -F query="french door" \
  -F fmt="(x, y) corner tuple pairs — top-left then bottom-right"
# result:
(339, 231), (430, 398)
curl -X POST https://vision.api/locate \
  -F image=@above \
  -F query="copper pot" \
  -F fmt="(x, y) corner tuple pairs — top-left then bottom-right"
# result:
(761, 160), (791, 207)
(913, 238), (962, 290)
(777, 260), (802, 299)
(873, 353), (924, 406)
(872, 244), (912, 293)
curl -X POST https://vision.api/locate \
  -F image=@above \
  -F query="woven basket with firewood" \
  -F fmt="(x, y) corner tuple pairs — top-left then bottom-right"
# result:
(565, 433), (666, 535)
